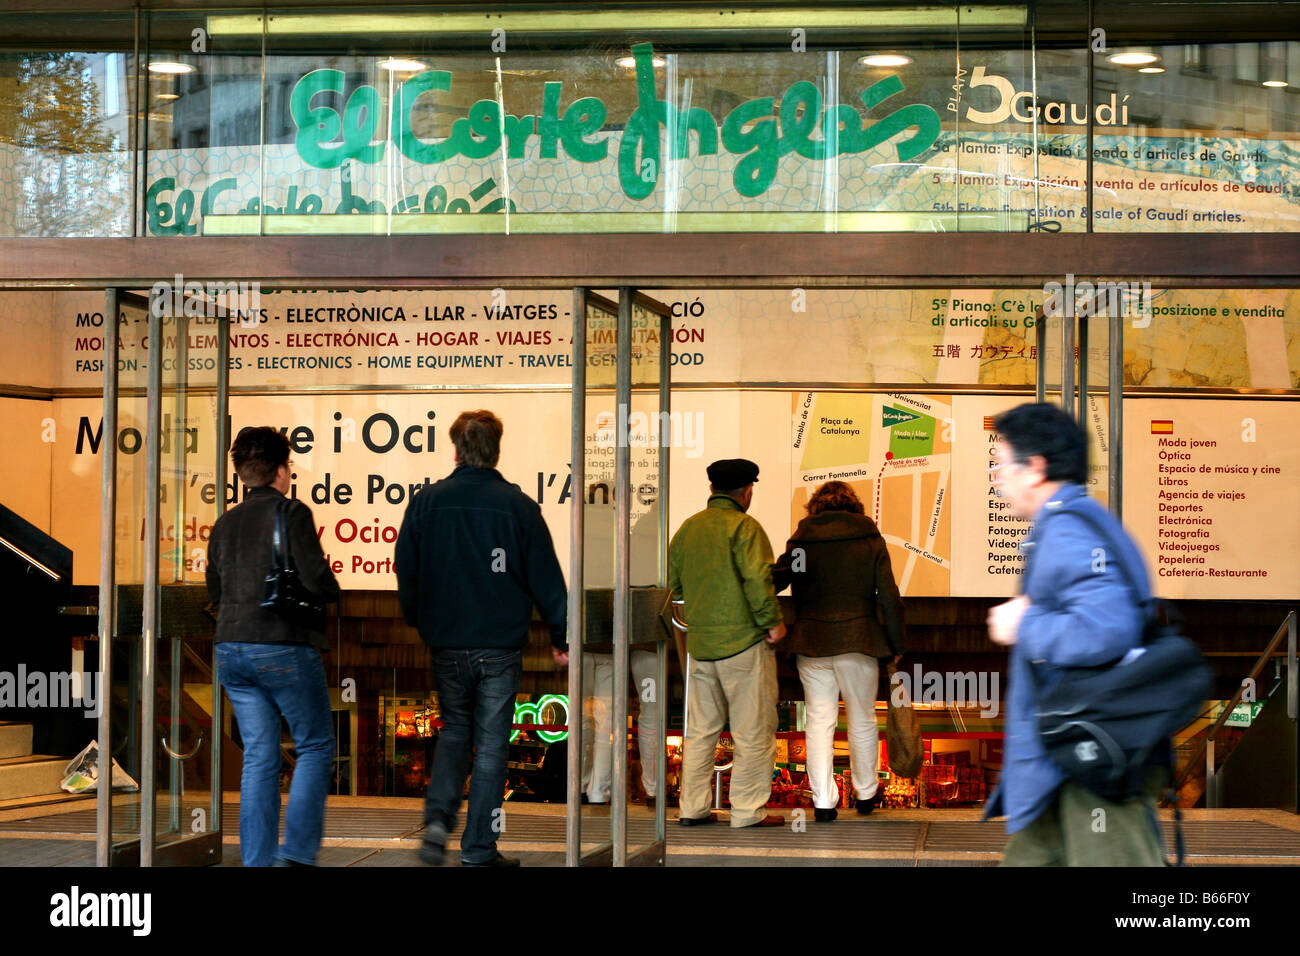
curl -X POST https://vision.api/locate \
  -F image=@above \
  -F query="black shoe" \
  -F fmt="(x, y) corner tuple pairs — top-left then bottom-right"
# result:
(419, 821), (448, 866)
(461, 852), (520, 867)
(678, 813), (718, 827)
(856, 794), (879, 815)
(644, 795), (656, 809)
(814, 808), (838, 823)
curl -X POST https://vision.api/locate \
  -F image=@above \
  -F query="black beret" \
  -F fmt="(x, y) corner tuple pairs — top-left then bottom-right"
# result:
(707, 458), (759, 488)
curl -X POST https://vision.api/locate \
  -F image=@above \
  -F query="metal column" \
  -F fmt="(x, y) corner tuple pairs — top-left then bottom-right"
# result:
(96, 289), (120, 867)
(654, 304), (670, 854)
(139, 290), (163, 865)
(212, 306), (231, 842)
(565, 287), (587, 867)
(1109, 305), (1124, 517)
(1061, 304), (1076, 418)
(611, 287), (633, 867)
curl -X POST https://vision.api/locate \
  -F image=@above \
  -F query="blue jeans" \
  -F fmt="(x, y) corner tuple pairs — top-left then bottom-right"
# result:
(216, 642), (335, 866)
(425, 648), (522, 864)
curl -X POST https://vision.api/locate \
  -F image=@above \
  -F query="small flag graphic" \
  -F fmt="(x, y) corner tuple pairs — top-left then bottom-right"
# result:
(983, 416), (997, 430)
(1150, 420), (1174, 435)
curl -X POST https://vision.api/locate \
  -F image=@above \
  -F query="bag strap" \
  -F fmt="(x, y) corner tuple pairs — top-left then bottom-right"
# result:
(271, 497), (291, 572)
(1028, 498), (1156, 625)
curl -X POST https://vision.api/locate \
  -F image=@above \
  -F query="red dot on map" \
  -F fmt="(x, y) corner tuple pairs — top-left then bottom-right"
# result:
(885, 452), (893, 460)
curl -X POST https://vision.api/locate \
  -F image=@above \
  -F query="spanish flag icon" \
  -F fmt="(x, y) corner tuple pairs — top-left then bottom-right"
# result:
(1150, 420), (1174, 435)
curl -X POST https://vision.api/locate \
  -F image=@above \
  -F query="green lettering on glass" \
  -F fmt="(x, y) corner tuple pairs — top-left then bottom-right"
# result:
(278, 45), (946, 202)
(391, 71), (455, 165)
(538, 83), (606, 162)
(147, 177), (239, 236)
(292, 68), (383, 168)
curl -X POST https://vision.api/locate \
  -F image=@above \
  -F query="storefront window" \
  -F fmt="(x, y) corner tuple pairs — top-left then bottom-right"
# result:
(0, 4), (1297, 235)
(0, 14), (135, 236)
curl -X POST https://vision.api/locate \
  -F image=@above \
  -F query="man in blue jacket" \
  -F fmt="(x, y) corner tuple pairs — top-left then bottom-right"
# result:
(395, 410), (568, 867)
(983, 402), (1165, 866)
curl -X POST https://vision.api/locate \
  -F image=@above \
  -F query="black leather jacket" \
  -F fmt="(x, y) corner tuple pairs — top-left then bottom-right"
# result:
(206, 485), (340, 649)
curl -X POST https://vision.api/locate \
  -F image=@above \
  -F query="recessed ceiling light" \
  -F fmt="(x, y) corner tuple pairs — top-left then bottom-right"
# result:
(1138, 67), (1165, 74)
(860, 53), (913, 67)
(379, 58), (427, 72)
(1263, 79), (1289, 88)
(1107, 50), (1160, 66)
(148, 61), (194, 74)
(616, 55), (666, 68)
(156, 92), (180, 100)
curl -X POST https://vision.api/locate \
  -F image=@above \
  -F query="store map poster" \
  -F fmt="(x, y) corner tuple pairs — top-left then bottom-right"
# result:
(791, 392), (952, 596)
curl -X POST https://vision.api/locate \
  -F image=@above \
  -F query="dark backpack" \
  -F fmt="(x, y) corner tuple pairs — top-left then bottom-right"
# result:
(1028, 504), (1211, 808)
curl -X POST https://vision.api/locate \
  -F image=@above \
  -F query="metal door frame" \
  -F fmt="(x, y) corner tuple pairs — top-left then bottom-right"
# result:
(566, 287), (672, 867)
(96, 287), (227, 866)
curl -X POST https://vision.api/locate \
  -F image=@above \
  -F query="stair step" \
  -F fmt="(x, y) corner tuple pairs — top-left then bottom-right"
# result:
(0, 723), (34, 760)
(0, 755), (67, 801)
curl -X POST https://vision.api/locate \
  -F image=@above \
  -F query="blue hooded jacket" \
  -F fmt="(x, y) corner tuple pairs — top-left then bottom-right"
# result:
(983, 483), (1151, 833)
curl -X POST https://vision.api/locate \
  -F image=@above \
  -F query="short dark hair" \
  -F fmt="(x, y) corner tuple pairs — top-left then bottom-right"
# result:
(231, 426), (290, 487)
(807, 480), (865, 516)
(993, 402), (1089, 485)
(450, 410), (503, 467)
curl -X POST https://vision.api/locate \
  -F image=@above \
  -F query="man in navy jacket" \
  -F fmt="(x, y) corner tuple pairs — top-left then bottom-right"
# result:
(395, 410), (567, 867)
(983, 402), (1165, 866)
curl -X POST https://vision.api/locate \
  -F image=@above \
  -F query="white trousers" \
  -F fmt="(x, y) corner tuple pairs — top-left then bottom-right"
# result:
(796, 653), (880, 809)
(581, 650), (660, 801)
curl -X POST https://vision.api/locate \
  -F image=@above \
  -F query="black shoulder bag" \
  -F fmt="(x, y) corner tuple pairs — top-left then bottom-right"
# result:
(261, 497), (328, 633)
(1028, 504), (1211, 865)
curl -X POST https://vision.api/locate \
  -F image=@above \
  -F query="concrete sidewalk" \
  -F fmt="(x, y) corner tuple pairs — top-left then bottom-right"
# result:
(1, 796), (1298, 866)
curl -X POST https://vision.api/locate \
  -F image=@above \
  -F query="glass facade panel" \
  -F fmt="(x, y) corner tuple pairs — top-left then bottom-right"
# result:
(0, 14), (136, 236)
(3, 3), (1295, 237)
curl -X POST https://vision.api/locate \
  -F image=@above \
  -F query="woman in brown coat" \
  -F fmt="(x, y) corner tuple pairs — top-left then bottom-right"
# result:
(773, 481), (905, 821)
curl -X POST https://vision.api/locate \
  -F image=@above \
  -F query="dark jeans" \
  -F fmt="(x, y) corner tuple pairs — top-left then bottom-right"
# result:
(215, 642), (334, 866)
(424, 647), (523, 864)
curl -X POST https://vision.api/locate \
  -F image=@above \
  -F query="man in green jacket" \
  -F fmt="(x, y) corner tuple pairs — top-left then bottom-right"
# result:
(669, 459), (786, 828)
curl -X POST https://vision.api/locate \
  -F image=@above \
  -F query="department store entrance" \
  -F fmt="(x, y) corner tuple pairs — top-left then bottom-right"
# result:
(93, 284), (677, 866)
(62, 275), (1296, 867)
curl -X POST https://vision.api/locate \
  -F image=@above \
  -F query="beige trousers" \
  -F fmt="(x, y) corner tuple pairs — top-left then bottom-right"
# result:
(680, 640), (778, 827)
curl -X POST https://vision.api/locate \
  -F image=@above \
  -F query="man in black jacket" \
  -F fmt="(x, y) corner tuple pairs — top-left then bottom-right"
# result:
(395, 410), (567, 867)
(206, 426), (340, 866)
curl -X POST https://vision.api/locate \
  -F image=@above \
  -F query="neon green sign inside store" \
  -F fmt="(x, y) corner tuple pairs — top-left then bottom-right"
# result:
(290, 42), (941, 199)
(510, 694), (570, 744)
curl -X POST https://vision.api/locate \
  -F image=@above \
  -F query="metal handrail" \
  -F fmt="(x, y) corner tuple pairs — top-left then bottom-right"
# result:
(1172, 610), (1296, 792)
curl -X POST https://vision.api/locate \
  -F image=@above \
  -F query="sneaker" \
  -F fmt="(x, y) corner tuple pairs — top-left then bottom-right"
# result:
(461, 852), (520, 867)
(813, 808), (838, 823)
(856, 794), (880, 815)
(419, 821), (448, 866)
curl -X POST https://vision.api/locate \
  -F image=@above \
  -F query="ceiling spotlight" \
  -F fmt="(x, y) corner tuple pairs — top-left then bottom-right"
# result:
(1263, 79), (1289, 88)
(1138, 66), (1165, 74)
(860, 53), (913, 67)
(379, 58), (427, 72)
(156, 92), (180, 100)
(148, 61), (194, 74)
(616, 55), (666, 68)
(1107, 50), (1160, 66)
